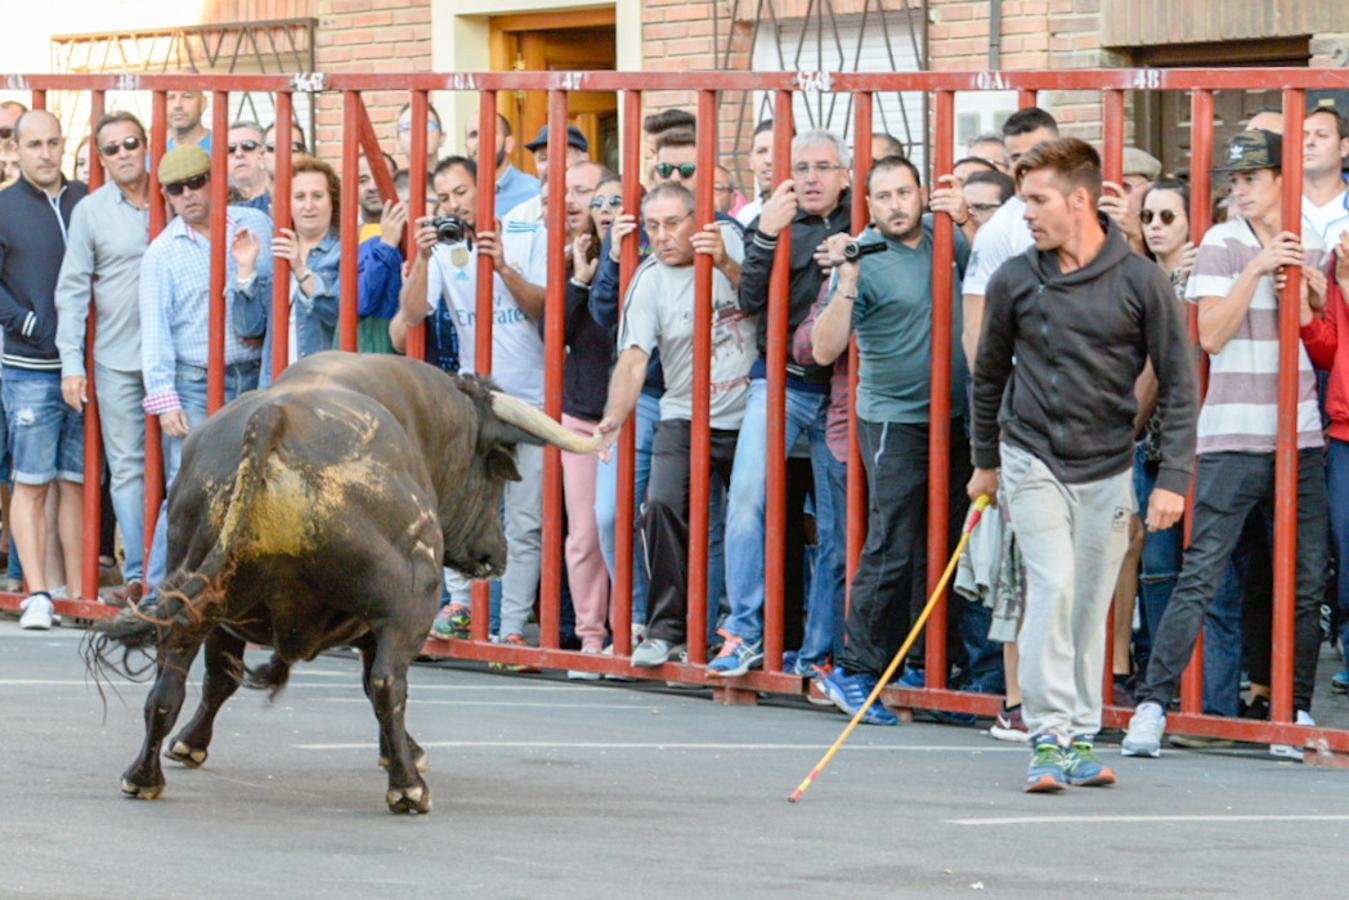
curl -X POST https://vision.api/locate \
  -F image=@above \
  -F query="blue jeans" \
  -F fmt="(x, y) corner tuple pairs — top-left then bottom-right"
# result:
(1132, 447), (1182, 673)
(1, 367), (84, 486)
(797, 447), (847, 666)
(146, 360), (260, 593)
(1328, 439), (1349, 672)
(595, 391), (659, 625)
(721, 379), (832, 644)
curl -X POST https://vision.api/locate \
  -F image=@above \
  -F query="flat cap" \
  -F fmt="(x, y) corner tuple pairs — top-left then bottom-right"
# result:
(158, 145), (211, 185)
(1122, 146), (1162, 181)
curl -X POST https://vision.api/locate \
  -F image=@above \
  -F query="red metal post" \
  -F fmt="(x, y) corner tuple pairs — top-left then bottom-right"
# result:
(846, 94), (872, 614)
(144, 90), (168, 569)
(271, 91), (293, 378)
(539, 88), (569, 649)
(80, 90), (106, 602)
(1271, 88), (1306, 723)
(207, 90), (228, 414)
(763, 92), (794, 673)
(406, 91), (430, 363)
(1100, 88), (1124, 701)
(611, 88), (643, 657)
(31, 90), (45, 111)
(924, 89), (956, 689)
(686, 89), (717, 664)
(1017, 89), (1038, 109)
(1180, 88), (1216, 715)
(355, 99), (399, 204)
(467, 92), (501, 642)
(339, 91), (360, 352)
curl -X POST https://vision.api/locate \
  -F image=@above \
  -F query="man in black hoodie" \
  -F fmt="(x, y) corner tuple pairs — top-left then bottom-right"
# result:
(969, 138), (1197, 793)
(0, 110), (88, 628)
(707, 129), (853, 677)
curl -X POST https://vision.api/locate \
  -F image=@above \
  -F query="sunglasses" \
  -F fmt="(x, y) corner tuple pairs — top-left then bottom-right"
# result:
(228, 139), (262, 154)
(398, 121), (441, 133)
(266, 141), (306, 154)
(656, 162), (696, 179)
(99, 136), (143, 157)
(0, 126), (11, 140)
(164, 173), (210, 196)
(1139, 208), (1179, 226)
(590, 195), (624, 209)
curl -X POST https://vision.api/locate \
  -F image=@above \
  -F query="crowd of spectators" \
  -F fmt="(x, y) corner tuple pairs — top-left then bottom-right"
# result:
(1, 88), (1346, 767)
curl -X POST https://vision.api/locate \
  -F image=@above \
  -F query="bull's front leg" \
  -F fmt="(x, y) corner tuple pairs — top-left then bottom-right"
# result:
(358, 633), (428, 774)
(122, 635), (204, 799)
(367, 630), (431, 814)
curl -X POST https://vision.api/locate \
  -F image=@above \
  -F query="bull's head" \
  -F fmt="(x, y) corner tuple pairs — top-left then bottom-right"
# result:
(447, 378), (600, 580)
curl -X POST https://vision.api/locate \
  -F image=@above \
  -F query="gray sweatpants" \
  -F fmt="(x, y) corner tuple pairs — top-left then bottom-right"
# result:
(1001, 443), (1134, 742)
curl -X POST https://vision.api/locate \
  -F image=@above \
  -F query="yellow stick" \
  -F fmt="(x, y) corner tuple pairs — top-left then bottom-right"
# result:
(789, 494), (992, 803)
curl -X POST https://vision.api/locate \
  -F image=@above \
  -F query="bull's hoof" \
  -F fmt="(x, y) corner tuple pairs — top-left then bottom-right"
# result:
(386, 783), (432, 815)
(379, 750), (430, 773)
(121, 777), (164, 800)
(165, 741), (208, 768)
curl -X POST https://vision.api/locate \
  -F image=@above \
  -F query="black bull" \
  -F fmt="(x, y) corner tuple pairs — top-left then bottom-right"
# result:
(86, 352), (597, 814)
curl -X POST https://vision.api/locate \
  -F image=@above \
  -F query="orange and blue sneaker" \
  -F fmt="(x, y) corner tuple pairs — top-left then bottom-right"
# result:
(429, 603), (471, 640)
(705, 630), (763, 678)
(1063, 737), (1116, 787)
(490, 633), (541, 673)
(1025, 735), (1068, 793)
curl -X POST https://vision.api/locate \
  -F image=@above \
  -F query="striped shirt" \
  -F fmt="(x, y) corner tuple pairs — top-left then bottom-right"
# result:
(139, 207), (273, 413)
(1185, 217), (1327, 454)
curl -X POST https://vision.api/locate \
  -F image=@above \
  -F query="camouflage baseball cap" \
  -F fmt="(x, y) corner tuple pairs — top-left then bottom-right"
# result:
(1212, 128), (1282, 174)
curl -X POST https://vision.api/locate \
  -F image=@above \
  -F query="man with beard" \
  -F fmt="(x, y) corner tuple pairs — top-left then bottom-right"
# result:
(465, 112), (540, 218)
(806, 154), (971, 723)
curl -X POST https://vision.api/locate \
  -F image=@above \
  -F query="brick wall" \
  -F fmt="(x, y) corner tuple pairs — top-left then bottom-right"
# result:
(313, 0), (434, 165)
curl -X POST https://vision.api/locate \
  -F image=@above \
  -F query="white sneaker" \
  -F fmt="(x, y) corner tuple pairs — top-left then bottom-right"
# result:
(18, 592), (55, 630)
(1121, 701), (1166, 757)
(1270, 710), (1315, 761)
(567, 648), (603, 681)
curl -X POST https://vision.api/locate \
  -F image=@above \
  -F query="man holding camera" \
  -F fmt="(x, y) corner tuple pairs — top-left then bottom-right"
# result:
(806, 154), (973, 722)
(394, 154), (547, 654)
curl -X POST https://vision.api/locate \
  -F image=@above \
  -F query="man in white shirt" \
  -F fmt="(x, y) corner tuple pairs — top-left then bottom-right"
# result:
(960, 107), (1058, 361)
(1301, 106), (1349, 247)
(394, 154), (547, 654)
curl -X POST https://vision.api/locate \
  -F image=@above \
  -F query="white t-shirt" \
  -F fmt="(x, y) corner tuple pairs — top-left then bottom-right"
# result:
(961, 195), (1031, 296)
(617, 247), (756, 430)
(1302, 189), (1349, 250)
(736, 196), (764, 228)
(1185, 217), (1327, 454)
(425, 221), (548, 406)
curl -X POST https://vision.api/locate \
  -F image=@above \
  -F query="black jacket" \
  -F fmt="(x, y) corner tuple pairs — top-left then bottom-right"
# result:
(0, 177), (88, 369)
(564, 277), (614, 421)
(739, 189), (852, 384)
(971, 215), (1198, 494)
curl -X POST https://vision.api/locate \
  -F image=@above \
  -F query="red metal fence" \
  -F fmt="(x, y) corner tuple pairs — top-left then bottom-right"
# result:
(3, 67), (1348, 760)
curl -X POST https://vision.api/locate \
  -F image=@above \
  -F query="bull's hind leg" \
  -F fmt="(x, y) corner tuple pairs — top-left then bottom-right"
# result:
(166, 627), (247, 768)
(121, 633), (205, 799)
(357, 632), (428, 773)
(368, 627), (432, 814)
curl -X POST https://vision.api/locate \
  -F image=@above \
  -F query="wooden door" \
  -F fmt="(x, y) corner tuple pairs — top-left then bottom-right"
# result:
(491, 10), (618, 174)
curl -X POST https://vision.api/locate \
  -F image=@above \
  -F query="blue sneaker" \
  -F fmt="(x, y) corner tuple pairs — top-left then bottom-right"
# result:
(1063, 737), (1116, 787)
(820, 667), (898, 726)
(781, 650), (799, 674)
(1025, 736), (1068, 793)
(705, 630), (763, 678)
(898, 667), (925, 689)
(1332, 670), (1349, 694)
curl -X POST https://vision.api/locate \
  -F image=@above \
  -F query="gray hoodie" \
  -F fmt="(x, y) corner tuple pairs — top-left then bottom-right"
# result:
(971, 215), (1198, 495)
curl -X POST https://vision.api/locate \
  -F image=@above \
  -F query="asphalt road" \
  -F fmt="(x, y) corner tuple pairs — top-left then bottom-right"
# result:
(3, 619), (1347, 898)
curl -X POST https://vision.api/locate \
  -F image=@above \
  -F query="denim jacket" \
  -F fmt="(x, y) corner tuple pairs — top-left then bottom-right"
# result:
(234, 227), (340, 388)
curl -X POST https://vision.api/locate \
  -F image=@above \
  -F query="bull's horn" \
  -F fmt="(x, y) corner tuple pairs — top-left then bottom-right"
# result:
(489, 391), (601, 454)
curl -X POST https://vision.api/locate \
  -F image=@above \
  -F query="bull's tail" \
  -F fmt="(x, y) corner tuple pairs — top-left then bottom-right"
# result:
(82, 401), (288, 693)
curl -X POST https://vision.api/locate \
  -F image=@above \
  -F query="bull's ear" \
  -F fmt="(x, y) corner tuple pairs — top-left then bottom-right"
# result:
(486, 446), (523, 482)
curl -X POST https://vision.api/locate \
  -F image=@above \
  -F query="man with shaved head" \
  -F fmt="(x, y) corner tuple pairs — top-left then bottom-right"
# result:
(0, 110), (89, 627)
